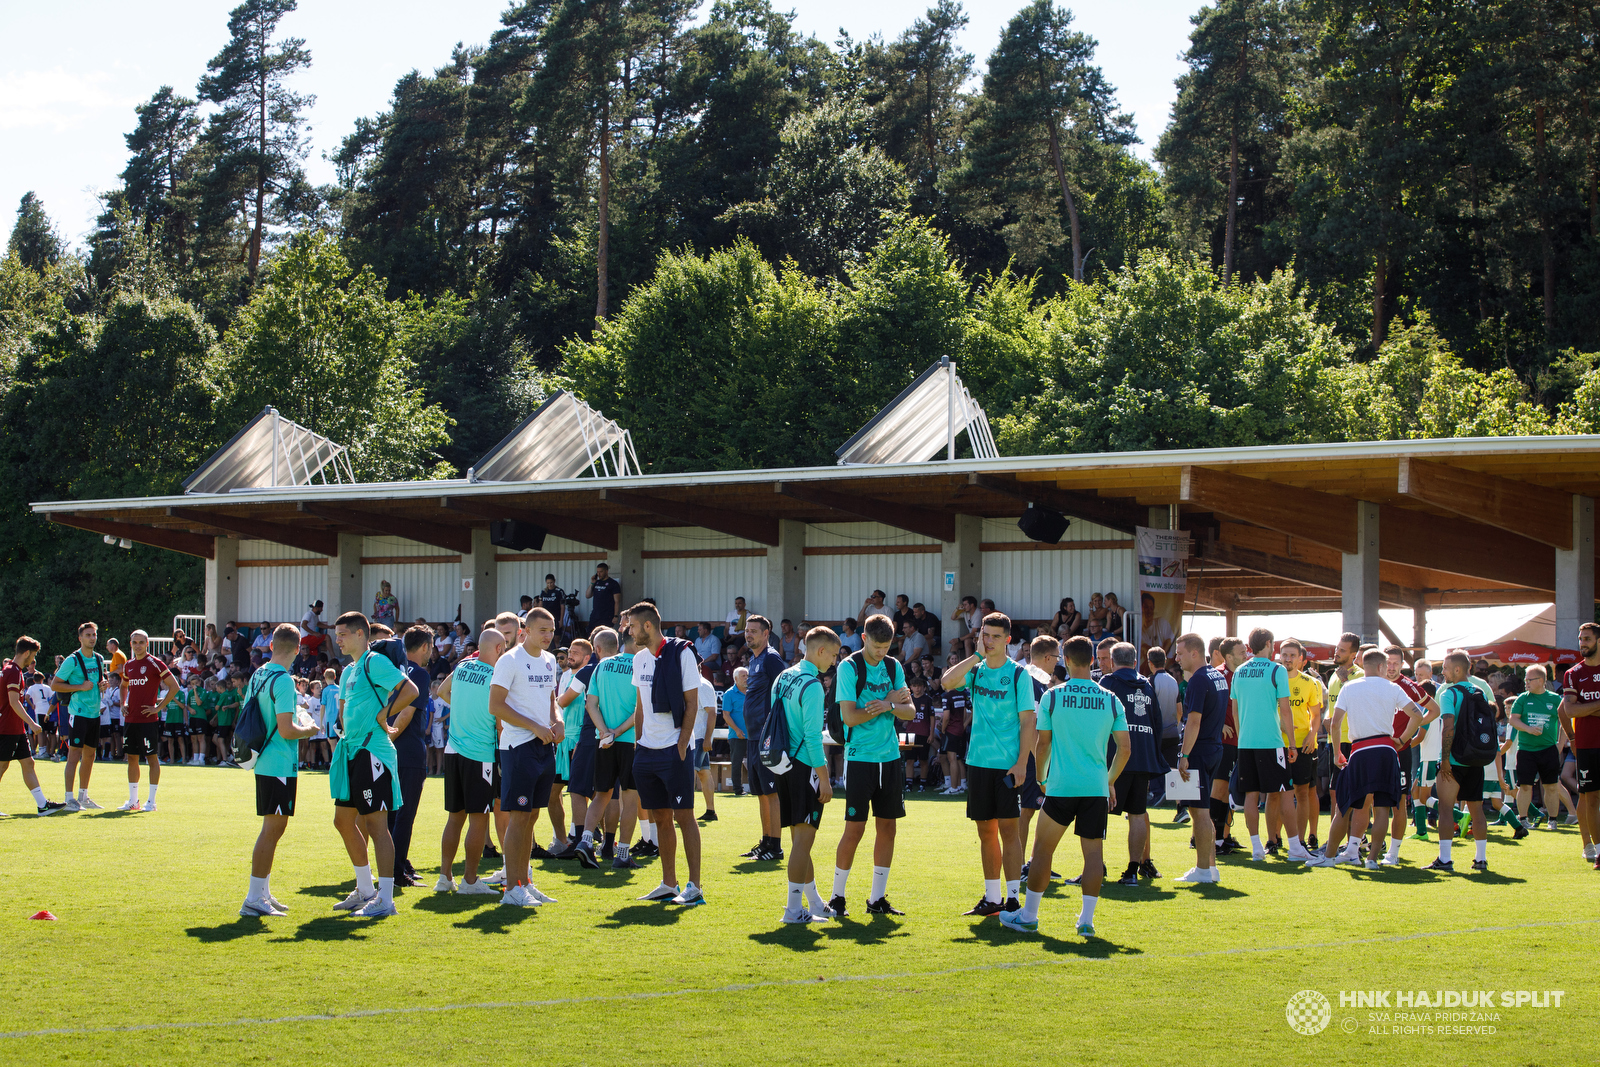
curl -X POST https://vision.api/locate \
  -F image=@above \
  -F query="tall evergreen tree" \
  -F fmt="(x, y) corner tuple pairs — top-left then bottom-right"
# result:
(7, 193), (63, 271)
(876, 0), (975, 215)
(120, 87), (203, 271)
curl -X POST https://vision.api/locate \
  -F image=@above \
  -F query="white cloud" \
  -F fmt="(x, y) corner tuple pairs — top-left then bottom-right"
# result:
(0, 67), (137, 132)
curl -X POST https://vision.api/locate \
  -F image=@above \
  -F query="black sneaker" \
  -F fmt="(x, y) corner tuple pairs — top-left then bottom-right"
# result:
(700, 810), (718, 822)
(600, 840), (615, 860)
(963, 898), (1003, 916)
(828, 894), (848, 918)
(1064, 864), (1106, 886)
(741, 842), (764, 858)
(1471, 858), (1489, 872)
(1512, 825), (1529, 840)
(574, 840), (600, 869)
(1264, 839), (1281, 856)
(1307, 835), (1319, 851)
(1115, 867), (1140, 887)
(482, 843), (502, 861)
(1138, 860), (1160, 880)
(36, 800), (66, 815)
(1019, 861), (1030, 879)
(1003, 896), (1022, 912)
(530, 844), (553, 860)
(550, 842), (577, 860)
(1174, 809), (1190, 824)
(612, 851), (641, 870)
(1048, 869), (1062, 881)
(865, 896), (904, 915)
(633, 840), (659, 859)
(1425, 858), (1454, 872)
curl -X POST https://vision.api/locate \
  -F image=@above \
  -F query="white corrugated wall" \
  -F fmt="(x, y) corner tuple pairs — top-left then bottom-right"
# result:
(362, 536), (458, 624)
(498, 536), (606, 616)
(804, 522), (942, 625)
(979, 517), (1136, 623)
(642, 528), (766, 624)
(238, 563), (325, 625)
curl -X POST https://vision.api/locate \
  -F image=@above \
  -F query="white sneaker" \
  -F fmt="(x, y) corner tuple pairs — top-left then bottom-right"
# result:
(1304, 853), (1339, 867)
(638, 883), (680, 901)
(814, 900), (836, 919)
(1175, 866), (1209, 883)
(141, 800), (157, 812)
(239, 897), (287, 917)
(1378, 856), (1400, 867)
(117, 800), (139, 812)
(63, 798), (80, 813)
(526, 885), (557, 904)
(267, 895), (289, 913)
(1586, 846), (1597, 862)
(671, 883), (705, 906)
(1364, 859), (1380, 870)
(333, 888), (376, 912)
(433, 875), (456, 893)
(484, 868), (506, 886)
(78, 796), (102, 810)
(1205, 867), (1221, 883)
(1250, 848), (1266, 861)
(500, 884), (539, 907)
(1286, 845), (1314, 863)
(457, 877), (498, 895)
(355, 895), (398, 918)
(780, 908), (826, 924)
(1336, 851), (1362, 866)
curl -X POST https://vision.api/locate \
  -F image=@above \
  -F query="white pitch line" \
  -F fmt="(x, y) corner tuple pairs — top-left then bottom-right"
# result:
(3, 918), (1593, 1041)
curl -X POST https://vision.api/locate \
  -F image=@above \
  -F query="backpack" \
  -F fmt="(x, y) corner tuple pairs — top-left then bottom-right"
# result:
(233, 670), (283, 770)
(758, 674), (818, 775)
(827, 652), (903, 744)
(1448, 682), (1499, 767)
(369, 637), (407, 672)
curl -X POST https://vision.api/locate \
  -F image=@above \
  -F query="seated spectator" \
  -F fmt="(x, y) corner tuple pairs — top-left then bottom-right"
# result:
(694, 622), (722, 665)
(839, 616), (863, 653)
(1007, 623), (1027, 661)
(250, 622), (272, 659)
(1105, 592), (1125, 637)
(292, 645), (319, 678)
(724, 597), (750, 653)
(949, 595), (979, 657)
(430, 623), (455, 678)
(910, 602), (941, 646)
(779, 619), (801, 663)
(899, 619), (929, 665)
(1052, 598), (1084, 638)
(1087, 592), (1108, 636)
(451, 622), (470, 659)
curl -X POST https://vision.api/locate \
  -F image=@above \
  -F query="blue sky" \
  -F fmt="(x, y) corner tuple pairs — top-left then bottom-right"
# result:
(0, 0), (1201, 249)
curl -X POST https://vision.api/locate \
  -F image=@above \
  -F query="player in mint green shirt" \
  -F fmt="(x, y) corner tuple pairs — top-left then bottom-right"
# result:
(829, 613), (914, 917)
(242, 624), (318, 918)
(940, 611), (1036, 917)
(1004, 634), (1129, 937)
(575, 628), (644, 870)
(436, 627), (506, 892)
(1228, 628), (1309, 861)
(774, 626), (840, 923)
(329, 612), (420, 918)
(1509, 664), (1565, 828)
(51, 621), (109, 810)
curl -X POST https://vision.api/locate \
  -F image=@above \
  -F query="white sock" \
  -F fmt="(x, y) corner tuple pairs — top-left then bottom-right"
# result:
(264, 873), (273, 897)
(870, 865), (890, 901)
(354, 864), (374, 895)
(1005, 878), (1020, 899)
(581, 829), (594, 846)
(379, 876), (394, 906)
(248, 875), (267, 900)
(29, 786), (46, 806)
(1475, 839), (1487, 862)
(1386, 839), (1401, 862)
(78, 788), (88, 801)
(1249, 834), (1262, 852)
(786, 881), (803, 914)
(804, 881), (826, 912)
(1022, 888), (1043, 922)
(147, 783), (158, 802)
(984, 878), (1002, 904)
(1439, 840), (1452, 863)
(129, 783), (139, 804)
(831, 866), (850, 900)
(1079, 894), (1098, 924)
(643, 822), (656, 844)
(1287, 834), (1303, 852)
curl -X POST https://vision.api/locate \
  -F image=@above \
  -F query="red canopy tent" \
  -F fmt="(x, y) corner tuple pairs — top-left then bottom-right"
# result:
(1461, 639), (1580, 667)
(1274, 638), (1337, 662)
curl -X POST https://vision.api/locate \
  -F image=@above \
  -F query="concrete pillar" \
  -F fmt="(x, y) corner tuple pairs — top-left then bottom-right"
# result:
(1555, 495), (1595, 650)
(327, 532), (363, 621)
(1148, 505), (1172, 530)
(205, 535), (239, 627)
(1412, 606), (1427, 659)
(1224, 609), (1239, 638)
(940, 514), (983, 629)
(615, 525), (645, 613)
(1342, 501), (1381, 646)
(765, 519), (807, 626)
(461, 527), (498, 630)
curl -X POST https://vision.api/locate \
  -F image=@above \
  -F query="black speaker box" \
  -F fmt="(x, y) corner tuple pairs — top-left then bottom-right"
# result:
(1017, 503), (1069, 544)
(489, 519), (548, 552)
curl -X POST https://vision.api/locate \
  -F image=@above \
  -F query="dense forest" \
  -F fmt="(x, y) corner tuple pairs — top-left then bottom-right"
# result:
(5, 0), (1600, 647)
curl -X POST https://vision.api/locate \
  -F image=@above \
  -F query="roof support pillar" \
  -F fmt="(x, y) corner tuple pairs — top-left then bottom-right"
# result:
(1556, 495), (1595, 651)
(611, 525), (645, 626)
(462, 527), (498, 631)
(766, 519), (806, 628)
(205, 536), (239, 630)
(327, 533), (363, 626)
(941, 514), (982, 639)
(1342, 501), (1381, 646)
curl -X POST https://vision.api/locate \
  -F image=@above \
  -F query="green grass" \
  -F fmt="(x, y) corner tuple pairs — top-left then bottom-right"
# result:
(0, 765), (1593, 1065)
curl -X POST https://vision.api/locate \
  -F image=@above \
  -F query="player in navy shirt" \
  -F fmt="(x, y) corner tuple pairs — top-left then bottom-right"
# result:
(1174, 632), (1229, 884)
(1099, 643), (1167, 885)
(741, 614), (789, 861)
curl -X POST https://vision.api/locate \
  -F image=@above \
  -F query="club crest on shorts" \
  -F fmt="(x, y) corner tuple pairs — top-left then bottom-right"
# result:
(518, 795), (528, 806)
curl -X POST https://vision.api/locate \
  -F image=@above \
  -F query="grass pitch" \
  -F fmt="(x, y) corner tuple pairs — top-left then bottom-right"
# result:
(0, 765), (1592, 1065)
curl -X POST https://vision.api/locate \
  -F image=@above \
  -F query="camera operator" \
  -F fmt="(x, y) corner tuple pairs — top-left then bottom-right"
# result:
(537, 574), (567, 632)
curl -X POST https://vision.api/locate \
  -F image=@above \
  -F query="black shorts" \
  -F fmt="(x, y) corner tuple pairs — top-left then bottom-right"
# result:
(942, 733), (968, 758)
(1018, 753), (1044, 811)
(744, 734), (777, 796)
(1237, 747), (1290, 794)
(1212, 745), (1236, 785)
(1443, 762), (1485, 803)
(1335, 745), (1403, 811)
(1181, 746), (1221, 810)
(1041, 795), (1109, 838)
(1577, 749), (1600, 794)
(499, 739), (555, 813)
(904, 737), (931, 762)
(594, 740), (636, 794)
(1397, 753), (1412, 794)
(123, 722), (160, 758)
(69, 715), (100, 749)
(162, 721), (185, 737)
(778, 765), (824, 829)
(634, 744), (694, 811)
(443, 751), (498, 814)
(1517, 746), (1562, 786)
(965, 765), (1021, 822)
(336, 751), (396, 815)
(1289, 745), (1316, 786)
(844, 759), (906, 822)
(568, 738), (597, 798)
(255, 774), (297, 816)
(0, 734), (30, 761)
(1111, 771), (1149, 816)
(190, 717), (214, 740)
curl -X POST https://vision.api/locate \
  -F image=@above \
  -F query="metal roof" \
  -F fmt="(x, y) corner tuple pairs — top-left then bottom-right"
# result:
(181, 407), (353, 494)
(835, 357), (997, 465)
(469, 390), (639, 483)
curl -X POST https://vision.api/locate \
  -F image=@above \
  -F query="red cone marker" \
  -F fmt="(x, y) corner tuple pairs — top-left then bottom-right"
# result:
(29, 910), (57, 920)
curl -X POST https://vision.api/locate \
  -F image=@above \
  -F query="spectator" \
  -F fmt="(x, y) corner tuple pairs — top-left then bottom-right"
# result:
(891, 594), (914, 634)
(898, 619), (929, 665)
(1105, 592), (1126, 637)
(694, 622), (722, 665)
(724, 597), (750, 653)
(723, 668), (749, 795)
(910, 602), (941, 647)
(537, 574), (566, 631)
(779, 619), (800, 663)
(291, 643), (319, 678)
(839, 616), (863, 653)
(856, 590), (888, 629)
(1087, 593), (1107, 637)
(1052, 598), (1084, 638)
(301, 600), (327, 636)
(430, 623), (455, 678)
(173, 643), (202, 686)
(202, 624), (224, 659)
(451, 622), (471, 660)
(950, 595), (980, 657)
(250, 622), (272, 659)
(226, 624), (251, 673)
(372, 582), (399, 629)
(586, 562), (623, 630)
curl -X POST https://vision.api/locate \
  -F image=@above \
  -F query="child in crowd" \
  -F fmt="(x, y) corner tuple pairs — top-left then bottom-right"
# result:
(426, 679), (447, 776)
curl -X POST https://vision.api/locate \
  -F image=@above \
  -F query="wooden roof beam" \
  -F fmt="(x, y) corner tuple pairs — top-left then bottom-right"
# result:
(51, 514), (214, 559)
(596, 489), (780, 546)
(1181, 465), (1358, 553)
(1398, 457), (1573, 550)
(167, 507), (338, 556)
(297, 502), (473, 554)
(1196, 541), (1421, 607)
(441, 497), (618, 550)
(968, 474), (1140, 535)
(776, 482), (954, 542)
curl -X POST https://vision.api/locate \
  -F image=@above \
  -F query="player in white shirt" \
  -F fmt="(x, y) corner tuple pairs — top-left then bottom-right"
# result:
(1410, 658), (1445, 839)
(488, 607), (564, 907)
(1306, 649), (1422, 869)
(26, 678), (53, 760)
(693, 677), (718, 822)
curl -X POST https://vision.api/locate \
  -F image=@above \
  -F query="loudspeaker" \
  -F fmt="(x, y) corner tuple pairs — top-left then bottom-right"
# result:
(1017, 503), (1069, 545)
(489, 519), (548, 552)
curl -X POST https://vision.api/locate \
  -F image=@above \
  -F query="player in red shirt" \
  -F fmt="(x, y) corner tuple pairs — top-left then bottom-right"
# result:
(119, 630), (179, 812)
(1384, 648), (1439, 860)
(2, 636), (66, 815)
(1559, 620), (1600, 865)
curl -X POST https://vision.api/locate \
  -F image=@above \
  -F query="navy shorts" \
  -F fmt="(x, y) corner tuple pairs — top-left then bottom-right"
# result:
(1182, 746), (1221, 810)
(499, 739), (555, 813)
(568, 737), (598, 798)
(1335, 745), (1404, 811)
(1018, 753), (1044, 811)
(634, 744), (694, 811)
(744, 725), (777, 796)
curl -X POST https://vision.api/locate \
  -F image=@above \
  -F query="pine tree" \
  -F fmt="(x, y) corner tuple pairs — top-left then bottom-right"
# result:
(120, 86), (203, 271)
(7, 193), (63, 271)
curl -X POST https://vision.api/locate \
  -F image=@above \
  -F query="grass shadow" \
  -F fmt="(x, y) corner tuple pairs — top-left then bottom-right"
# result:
(185, 917), (273, 942)
(956, 923), (1143, 957)
(1182, 884), (1248, 900)
(298, 882), (358, 900)
(596, 902), (689, 929)
(730, 860), (783, 875)
(747, 924), (826, 951)
(451, 906), (537, 934)
(820, 918), (913, 947)
(410, 893), (500, 915)
(1100, 883), (1178, 902)
(268, 916), (372, 943)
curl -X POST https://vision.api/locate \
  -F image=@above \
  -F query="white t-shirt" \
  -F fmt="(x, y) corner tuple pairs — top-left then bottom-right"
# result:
(307, 695), (324, 729)
(693, 678), (717, 745)
(26, 683), (52, 718)
(302, 608), (323, 633)
(1333, 676), (1412, 742)
(101, 687), (119, 723)
(725, 609), (747, 633)
(633, 643), (699, 750)
(492, 645), (558, 749)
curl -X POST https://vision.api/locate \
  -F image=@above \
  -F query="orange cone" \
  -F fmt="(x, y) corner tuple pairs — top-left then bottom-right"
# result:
(28, 910), (57, 920)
